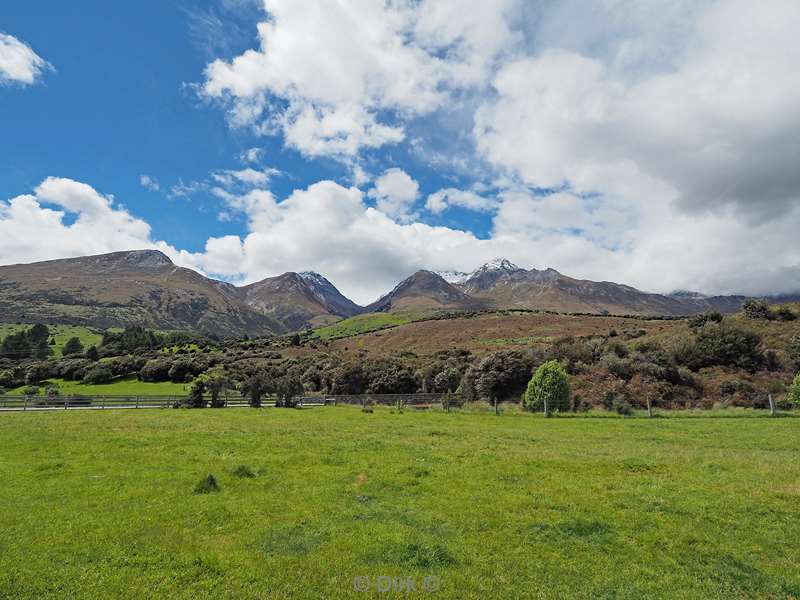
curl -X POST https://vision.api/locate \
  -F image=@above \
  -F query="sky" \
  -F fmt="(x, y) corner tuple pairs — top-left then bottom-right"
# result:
(1, 0), (799, 305)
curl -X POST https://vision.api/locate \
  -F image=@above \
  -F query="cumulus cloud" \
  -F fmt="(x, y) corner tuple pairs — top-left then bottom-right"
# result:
(0, 32), (52, 86)
(139, 175), (160, 192)
(426, 188), (497, 215)
(0, 178), (179, 265)
(200, 0), (517, 157)
(367, 168), (419, 223)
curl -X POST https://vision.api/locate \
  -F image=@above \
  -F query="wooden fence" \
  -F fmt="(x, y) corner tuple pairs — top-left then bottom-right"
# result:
(0, 392), (458, 412)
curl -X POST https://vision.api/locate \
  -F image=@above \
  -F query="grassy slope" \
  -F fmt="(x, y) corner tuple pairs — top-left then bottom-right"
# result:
(8, 376), (191, 396)
(313, 311), (433, 340)
(0, 408), (798, 599)
(0, 323), (103, 357)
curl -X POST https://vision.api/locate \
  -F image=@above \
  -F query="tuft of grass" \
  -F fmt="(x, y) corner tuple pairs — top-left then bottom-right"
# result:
(193, 474), (220, 494)
(231, 465), (256, 478)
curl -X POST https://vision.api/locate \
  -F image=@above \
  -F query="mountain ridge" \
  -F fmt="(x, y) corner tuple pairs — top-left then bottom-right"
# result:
(1, 251), (797, 336)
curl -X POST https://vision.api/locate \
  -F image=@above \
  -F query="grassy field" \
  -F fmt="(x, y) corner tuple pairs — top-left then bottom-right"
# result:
(7, 376), (191, 396)
(0, 323), (103, 357)
(0, 408), (798, 599)
(313, 311), (433, 340)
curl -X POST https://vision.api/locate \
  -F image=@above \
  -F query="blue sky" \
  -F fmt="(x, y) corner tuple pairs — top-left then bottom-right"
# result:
(2, 1), (799, 303)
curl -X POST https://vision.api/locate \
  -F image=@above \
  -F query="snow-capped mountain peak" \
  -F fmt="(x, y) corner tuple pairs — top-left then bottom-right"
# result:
(435, 270), (471, 284)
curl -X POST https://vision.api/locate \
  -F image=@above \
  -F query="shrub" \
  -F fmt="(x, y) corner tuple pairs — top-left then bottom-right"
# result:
(139, 359), (172, 382)
(194, 474), (220, 494)
(775, 306), (796, 321)
(678, 324), (765, 372)
(168, 360), (193, 383)
(44, 385), (60, 397)
(611, 396), (633, 415)
(742, 298), (774, 320)
(231, 465), (256, 478)
(789, 374), (800, 407)
(523, 360), (571, 412)
(25, 363), (53, 385)
(22, 385), (40, 396)
(82, 365), (113, 385)
(688, 310), (723, 329)
(186, 379), (207, 408)
(62, 337), (84, 356)
(788, 335), (800, 373)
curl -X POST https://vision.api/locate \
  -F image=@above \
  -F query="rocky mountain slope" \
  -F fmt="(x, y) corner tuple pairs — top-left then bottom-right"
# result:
(241, 271), (361, 331)
(1, 251), (793, 337)
(366, 270), (486, 313)
(0, 250), (284, 337)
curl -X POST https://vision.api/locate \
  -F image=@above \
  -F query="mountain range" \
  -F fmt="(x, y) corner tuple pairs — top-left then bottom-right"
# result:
(0, 250), (791, 336)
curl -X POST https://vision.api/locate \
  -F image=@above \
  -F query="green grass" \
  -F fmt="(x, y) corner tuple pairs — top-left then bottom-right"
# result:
(313, 311), (434, 340)
(0, 323), (103, 357)
(0, 407), (798, 599)
(8, 376), (191, 396)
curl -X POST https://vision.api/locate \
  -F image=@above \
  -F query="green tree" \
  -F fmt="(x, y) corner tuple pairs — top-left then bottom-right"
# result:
(789, 335), (800, 373)
(523, 360), (571, 415)
(242, 373), (270, 408)
(789, 374), (800, 407)
(0, 332), (32, 359)
(275, 376), (304, 408)
(187, 379), (208, 408)
(85, 346), (99, 361)
(197, 366), (230, 408)
(62, 337), (85, 356)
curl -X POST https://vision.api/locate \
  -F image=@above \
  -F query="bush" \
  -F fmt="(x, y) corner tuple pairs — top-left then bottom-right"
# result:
(788, 335), (800, 373)
(139, 359), (172, 382)
(82, 365), (113, 385)
(742, 298), (774, 320)
(62, 337), (84, 356)
(186, 379), (207, 408)
(775, 306), (796, 321)
(194, 474), (220, 494)
(612, 396), (633, 415)
(242, 373), (270, 408)
(523, 360), (571, 412)
(25, 363), (53, 385)
(688, 310), (723, 329)
(677, 324), (765, 372)
(789, 374), (800, 408)
(231, 465), (256, 478)
(22, 385), (40, 396)
(44, 385), (60, 397)
(168, 360), (194, 383)
(275, 376), (304, 408)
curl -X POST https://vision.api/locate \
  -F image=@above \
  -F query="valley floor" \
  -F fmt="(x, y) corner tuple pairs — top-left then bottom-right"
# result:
(0, 408), (798, 599)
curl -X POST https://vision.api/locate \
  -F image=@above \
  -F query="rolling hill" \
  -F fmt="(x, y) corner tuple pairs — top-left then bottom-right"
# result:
(366, 270), (486, 313)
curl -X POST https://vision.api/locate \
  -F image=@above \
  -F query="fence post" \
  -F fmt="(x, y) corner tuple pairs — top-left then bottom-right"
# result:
(494, 396), (499, 416)
(102, 396), (105, 409)
(24, 397), (27, 412)
(544, 397), (550, 418)
(136, 396), (140, 409)
(768, 393), (775, 417)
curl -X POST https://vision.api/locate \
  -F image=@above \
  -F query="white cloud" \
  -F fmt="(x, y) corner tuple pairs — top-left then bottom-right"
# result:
(211, 167), (279, 187)
(0, 32), (51, 86)
(139, 175), (160, 192)
(426, 188), (496, 214)
(239, 147), (264, 164)
(367, 168), (419, 223)
(200, 0), (518, 157)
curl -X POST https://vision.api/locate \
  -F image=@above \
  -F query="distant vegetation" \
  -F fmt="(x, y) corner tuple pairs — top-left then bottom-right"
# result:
(1, 301), (799, 411)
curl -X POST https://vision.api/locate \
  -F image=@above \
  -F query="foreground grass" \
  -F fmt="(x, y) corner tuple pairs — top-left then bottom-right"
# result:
(8, 376), (190, 397)
(0, 408), (798, 599)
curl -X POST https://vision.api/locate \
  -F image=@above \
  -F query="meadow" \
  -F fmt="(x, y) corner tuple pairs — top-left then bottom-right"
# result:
(0, 323), (102, 357)
(6, 376), (191, 397)
(0, 407), (798, 599)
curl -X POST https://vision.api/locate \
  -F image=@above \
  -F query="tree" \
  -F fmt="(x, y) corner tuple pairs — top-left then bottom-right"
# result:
(0, 332), (31, 359)
(85, 346), (99, 361)
(62, 337), (85, 356)
(290, 333), (301, 347)
(139, 359), (172, 382)
(27, 324), (50, 345)
(242, 373), (270, 408)
(523, 360), (571, 415)
(168, 360), (193, 383)
(275, 376), (304, 408)
(187, 379), (208, 408)
(197, 366), (230, 408)
(472, 351), (534, 404)
(688, 310), (723, 330)
(789, 335), (800, 373)
(789, 374), (800, 408)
